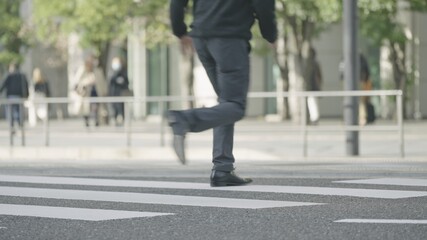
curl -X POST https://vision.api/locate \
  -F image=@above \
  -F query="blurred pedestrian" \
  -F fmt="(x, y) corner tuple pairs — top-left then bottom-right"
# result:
(74, 56), (107, 127)
(306, 47), (322, 125)
(108, 57), (129, 126)
(339, 53), (375, 125)
(0, 62), (29, 133)
(359, 54), (375, 125)
(169, 0), (277, 186)
(28, 68), (50, 126)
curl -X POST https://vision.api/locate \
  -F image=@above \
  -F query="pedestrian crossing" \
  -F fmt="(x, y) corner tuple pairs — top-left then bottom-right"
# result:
(334, 178), (427, 187)
(0, 204), (173, 221)
(335, 219), (427, 225)
(0, 186), (320, 209)
(1, 175), (426, 199)
(0, 175), (426, 222)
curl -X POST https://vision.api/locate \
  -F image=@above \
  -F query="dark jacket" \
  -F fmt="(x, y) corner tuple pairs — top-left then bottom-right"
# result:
(34, 81), (50, 97)
(170, 0), (277, 43)
(0, 72), (29, 98)
(109, 70), (129, 97)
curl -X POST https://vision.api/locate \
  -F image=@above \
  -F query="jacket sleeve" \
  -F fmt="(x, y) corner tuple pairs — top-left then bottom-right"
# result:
(0, 79), (5, 94)
(252, 0), (278, 43)
(170, 0), (190, 38)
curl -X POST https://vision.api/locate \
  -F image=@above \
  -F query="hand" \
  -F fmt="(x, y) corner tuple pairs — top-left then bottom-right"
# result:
(269, 41), (277, 49)
(180, 35), (193, 56)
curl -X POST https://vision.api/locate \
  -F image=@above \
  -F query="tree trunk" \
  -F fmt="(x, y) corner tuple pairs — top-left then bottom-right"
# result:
(286, 17), (315, 123)
(97, 41), (111, 78)
(274, 27), (290, 120)
(390, 42), (407, 119)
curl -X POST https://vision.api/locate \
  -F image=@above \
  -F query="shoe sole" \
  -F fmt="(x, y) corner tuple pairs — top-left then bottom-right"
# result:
(210, 181), (252, 187)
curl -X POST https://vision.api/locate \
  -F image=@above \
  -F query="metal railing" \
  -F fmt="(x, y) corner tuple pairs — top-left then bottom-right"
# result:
(247, 90), (404, 157)
(0, 90), (404, 157)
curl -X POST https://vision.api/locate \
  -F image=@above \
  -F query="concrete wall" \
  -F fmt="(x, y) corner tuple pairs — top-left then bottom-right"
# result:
(417, 13), (427, 118)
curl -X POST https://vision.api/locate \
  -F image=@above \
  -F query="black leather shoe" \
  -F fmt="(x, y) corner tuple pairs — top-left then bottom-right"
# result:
(210, 170), (253, 187)
(167, 111), (188, 165)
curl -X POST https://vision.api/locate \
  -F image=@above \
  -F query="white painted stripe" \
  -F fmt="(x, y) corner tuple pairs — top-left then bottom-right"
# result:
(335, 219), (427, 224)
(334, 178), (427, 187)
(0, 204), (172, 221)
(0, 175), (426, 199)
(0, 187), (321, 209)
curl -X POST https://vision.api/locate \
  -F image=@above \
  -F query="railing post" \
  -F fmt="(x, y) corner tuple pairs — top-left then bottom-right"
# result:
(300, 94), (308, 157)
(8, 103), (14, 146)
(44, 103), (50, 147)
(124, 101), (132, 147)
(159, 100), (166, 147)
(397, 93), (405, 158)
(20, 101), (25, 146)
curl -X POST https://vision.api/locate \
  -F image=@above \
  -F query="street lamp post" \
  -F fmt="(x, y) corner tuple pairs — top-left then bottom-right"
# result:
(343, 0), (359, 156)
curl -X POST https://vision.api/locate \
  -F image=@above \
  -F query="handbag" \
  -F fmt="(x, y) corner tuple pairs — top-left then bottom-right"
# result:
(366, 102), (376, 123)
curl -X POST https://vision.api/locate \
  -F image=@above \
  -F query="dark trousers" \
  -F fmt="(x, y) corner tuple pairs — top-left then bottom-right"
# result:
(6, 95), (24, 128)
(181, 38), (250, 171)
(112, 102), (125, 120)
(84, 103), (99, 127)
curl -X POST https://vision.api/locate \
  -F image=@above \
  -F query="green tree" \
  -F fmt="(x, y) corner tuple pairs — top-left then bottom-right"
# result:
(359, 0), (406, 90)
(359, 0), (427, 118)
(407, 0), (427, 11)
(271, 0), (341, 119)
(0, 0), (29, 67)
(33, 0), (169, 75)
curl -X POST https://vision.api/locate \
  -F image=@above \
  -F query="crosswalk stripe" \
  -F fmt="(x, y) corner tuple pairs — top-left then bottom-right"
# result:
(334, 178), (427, 187)
(0, 204), (172, 221)
(335, 219), (427, 224)
(0, 186), (322, 209)
(0, 175), (426, 199)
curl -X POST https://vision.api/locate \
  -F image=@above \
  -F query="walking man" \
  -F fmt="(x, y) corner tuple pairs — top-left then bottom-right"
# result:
(0, 63), (29, 133)
(169, 0), (277, 187)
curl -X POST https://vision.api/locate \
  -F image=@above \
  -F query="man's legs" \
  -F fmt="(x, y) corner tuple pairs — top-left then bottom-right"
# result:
(212, 124), (235, 171)
(7, 96), (21, 129)
(90, 103), (99, 126)
(191, 38), (249, 171)
(6, 104), (14, 129)
(168, 37), (251, 186)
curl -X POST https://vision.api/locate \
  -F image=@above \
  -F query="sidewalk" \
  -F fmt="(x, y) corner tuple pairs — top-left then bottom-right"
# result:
(1, 118), (426, 165)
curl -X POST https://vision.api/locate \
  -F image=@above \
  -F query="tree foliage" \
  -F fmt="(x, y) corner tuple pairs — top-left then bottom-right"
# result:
(263, 0), (341, 119)
(0, 0), (29, 65)
(359, 0), (405, 47)
(33, 0), (170, 73)
(358, 0), (427, 118)
(277, 0), (341, 48)
(407, 0), (427, 11)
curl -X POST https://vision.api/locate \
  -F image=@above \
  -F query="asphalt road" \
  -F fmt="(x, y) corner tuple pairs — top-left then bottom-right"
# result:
(0, 163), (426, 240)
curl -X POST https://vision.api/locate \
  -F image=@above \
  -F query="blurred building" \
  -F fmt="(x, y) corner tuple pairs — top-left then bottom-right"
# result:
(128, 14), (427, 120)
(9, 1), (427, 121)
